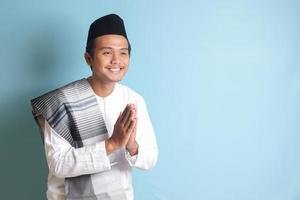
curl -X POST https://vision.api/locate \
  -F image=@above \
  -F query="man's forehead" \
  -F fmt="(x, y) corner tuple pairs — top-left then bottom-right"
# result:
(95, 35), (129, 48)
(99, 47), (129, 51)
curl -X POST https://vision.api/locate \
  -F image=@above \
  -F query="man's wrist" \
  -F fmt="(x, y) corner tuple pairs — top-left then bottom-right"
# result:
(105, 138), (116, 155)
(126, 141), (139, 156)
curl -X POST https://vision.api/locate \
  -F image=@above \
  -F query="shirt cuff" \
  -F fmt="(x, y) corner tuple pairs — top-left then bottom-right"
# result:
(125, 150), (138, 167)
(92, 142), (112, 171)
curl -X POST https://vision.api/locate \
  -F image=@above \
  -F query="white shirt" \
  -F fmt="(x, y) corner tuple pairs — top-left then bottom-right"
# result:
(39, 83), (158, 200)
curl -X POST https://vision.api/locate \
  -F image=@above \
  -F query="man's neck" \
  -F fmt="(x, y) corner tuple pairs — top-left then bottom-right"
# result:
(88, 77), (116, 97)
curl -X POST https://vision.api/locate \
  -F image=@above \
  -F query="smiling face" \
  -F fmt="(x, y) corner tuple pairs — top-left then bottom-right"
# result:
(85, 34), (130, 86)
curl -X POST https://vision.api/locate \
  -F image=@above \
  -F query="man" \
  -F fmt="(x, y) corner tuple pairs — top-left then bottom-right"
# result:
(31, 14), (158, 200)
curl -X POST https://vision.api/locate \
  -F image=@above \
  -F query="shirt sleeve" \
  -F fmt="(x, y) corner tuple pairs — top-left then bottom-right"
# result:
(40, 116), (112, 178)
(125, 96), (158, 170)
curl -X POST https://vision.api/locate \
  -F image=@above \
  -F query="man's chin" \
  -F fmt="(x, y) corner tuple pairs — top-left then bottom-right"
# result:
(107, 77), (124, 84)
(111, 74), (126, 82)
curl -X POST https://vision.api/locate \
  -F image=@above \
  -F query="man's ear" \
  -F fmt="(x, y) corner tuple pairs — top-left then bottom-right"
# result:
(84, 52), (92, 67)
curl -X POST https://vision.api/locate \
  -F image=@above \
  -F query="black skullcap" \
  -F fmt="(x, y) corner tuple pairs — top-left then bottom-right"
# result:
(86, 14), (129, 47)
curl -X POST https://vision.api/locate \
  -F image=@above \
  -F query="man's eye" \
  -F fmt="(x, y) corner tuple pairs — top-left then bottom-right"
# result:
(121, 52), (128, 55)
(103, 52), (111, 55)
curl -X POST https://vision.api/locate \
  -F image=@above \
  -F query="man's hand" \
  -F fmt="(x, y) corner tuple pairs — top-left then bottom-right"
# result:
(126, 117), (139, 156)
(105, 104), (137, 155)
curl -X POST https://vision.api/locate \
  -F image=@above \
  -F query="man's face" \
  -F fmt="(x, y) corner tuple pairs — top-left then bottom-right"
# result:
(86, 34), (130, 84)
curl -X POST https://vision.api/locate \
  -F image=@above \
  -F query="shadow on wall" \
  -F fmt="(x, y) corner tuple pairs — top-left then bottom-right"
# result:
(0, 22), (67, 199)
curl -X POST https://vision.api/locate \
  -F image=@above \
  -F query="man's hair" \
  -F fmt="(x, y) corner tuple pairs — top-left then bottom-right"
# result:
(85, 38), (131, 59)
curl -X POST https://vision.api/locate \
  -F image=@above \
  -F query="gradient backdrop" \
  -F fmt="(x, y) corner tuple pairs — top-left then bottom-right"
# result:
(0, 0), (300, 199)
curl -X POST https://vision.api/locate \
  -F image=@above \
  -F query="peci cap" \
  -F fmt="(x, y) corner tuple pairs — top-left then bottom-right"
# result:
(86, 14), (130, 51)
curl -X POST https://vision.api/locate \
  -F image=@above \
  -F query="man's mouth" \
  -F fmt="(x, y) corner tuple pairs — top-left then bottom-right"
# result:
(108, 68), (122, 73)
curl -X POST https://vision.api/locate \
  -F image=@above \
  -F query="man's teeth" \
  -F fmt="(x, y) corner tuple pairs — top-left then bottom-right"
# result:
(109, 68), (121, 72)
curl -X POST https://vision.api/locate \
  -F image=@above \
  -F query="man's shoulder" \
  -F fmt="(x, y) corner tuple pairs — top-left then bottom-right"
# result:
(31, 78), (89, 105)
(56, 78), (88, 92)
(35, 78), (87, 95)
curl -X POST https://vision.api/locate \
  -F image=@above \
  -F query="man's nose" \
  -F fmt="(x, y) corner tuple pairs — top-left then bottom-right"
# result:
(111, 52), (120, 64)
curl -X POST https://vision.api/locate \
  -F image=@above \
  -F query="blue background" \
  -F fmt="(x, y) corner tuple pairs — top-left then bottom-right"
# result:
(0, 0), (300, 199)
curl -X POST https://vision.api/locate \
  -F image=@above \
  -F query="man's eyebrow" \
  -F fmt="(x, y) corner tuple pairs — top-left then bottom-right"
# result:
(99, 47), (113, 50)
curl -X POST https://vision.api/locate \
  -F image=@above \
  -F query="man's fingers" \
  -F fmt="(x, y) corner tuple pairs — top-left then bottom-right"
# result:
(122, 104), (135, 125)
(123, 107), (132, 126)
(124, 108), (136, 130)
(126, 118), (137, 134)
(119, 104), (131, 124)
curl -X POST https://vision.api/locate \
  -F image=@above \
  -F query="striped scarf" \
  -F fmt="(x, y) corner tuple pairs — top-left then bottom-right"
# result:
(31, 78), (108, 199)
